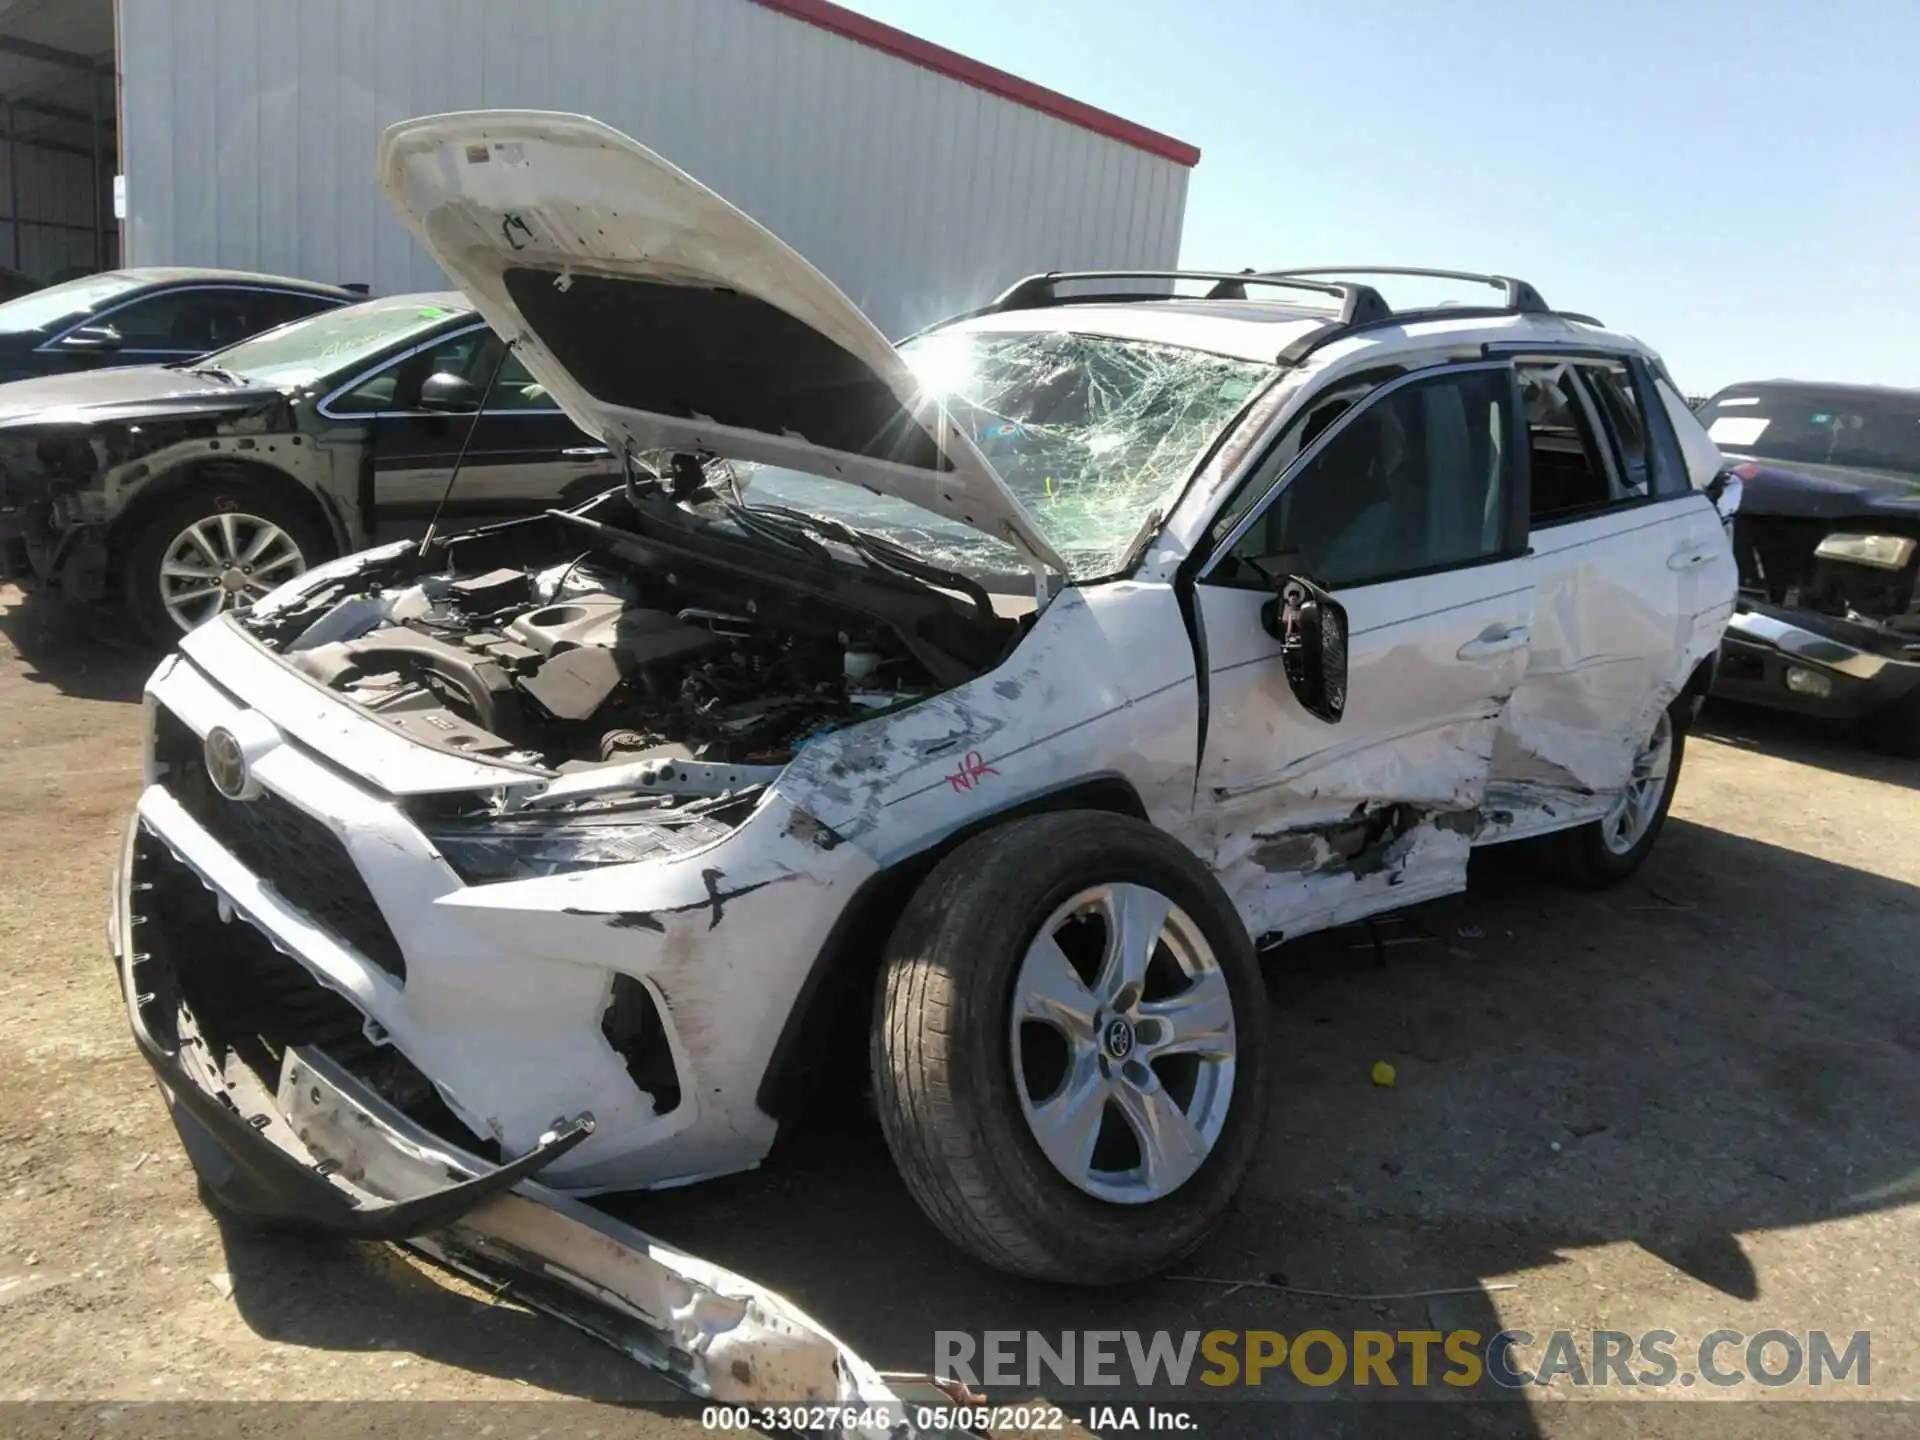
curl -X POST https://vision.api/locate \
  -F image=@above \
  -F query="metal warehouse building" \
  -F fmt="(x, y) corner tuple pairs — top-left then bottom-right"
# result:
(1, 0), (1197, 337)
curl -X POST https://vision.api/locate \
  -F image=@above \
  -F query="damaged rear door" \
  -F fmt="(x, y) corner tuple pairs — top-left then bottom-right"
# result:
(1488, 354), (1724, 822)
(1190, 361), (1534, 939)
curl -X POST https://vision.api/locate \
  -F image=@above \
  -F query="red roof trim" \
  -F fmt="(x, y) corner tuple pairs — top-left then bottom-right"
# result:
(748, 0), (1201, 168)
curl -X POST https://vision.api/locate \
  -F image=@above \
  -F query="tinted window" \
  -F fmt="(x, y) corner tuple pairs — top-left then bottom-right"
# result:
(107, 288), (255, 352)
(1202, 365), (1409, 553)
(0, 271), (145, 334)
(333, 328), (553, 414)
(490, 349), (555, 410)
(246, 290), (341, 333)
(1696, 386), (1920, 482)
(1217, 367), (1514, 590)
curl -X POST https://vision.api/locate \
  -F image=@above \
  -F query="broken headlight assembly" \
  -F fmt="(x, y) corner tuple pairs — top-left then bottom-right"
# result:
(424, 801), (737, 884)
(1813, 533), (1917, 571)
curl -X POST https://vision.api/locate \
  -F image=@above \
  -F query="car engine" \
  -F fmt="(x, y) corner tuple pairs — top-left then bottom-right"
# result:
(260, 558), (935, 773)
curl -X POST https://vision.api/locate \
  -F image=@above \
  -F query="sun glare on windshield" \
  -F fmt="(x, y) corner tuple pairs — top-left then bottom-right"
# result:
(903, 330), (979, 399)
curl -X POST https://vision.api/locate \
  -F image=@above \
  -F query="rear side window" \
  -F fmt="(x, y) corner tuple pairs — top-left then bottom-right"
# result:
(1579, 361), (1650, 498)
(1214, 366), (1515, 591)
(1518, 362), (1627, 524)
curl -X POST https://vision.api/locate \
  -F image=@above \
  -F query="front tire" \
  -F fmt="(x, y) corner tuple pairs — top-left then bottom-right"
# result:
(122, 477), (332, 645)
(871, 811), (1270, 1283)
(1543, 701), (1687, 888)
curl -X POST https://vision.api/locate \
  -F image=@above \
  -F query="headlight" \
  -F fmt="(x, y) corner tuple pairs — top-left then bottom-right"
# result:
(427, 813), (681, 883)
(1813, 533), (1916, 571)
(423, 796), (745, 884)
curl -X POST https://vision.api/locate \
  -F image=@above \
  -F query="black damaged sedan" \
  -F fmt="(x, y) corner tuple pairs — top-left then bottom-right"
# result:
(0, 291), (614, 642)
(1700, 380), (1920, 751)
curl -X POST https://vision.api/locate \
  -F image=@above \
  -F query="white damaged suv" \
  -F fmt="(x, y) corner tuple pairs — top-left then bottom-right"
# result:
(112, 112), (1738, 1287)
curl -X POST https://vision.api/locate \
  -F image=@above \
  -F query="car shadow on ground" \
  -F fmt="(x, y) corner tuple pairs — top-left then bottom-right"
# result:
(1694, 697), (1919, 791)
(598, 821), (1916, 1429)
(0, 586), (157, 704)
(210, 1215), (687, 1403)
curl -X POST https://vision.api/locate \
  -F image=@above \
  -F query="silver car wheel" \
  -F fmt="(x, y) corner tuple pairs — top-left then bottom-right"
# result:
(1601, 710), (1675, 856)
(158, 511), (307, 632)
(1009, 882), (1236, 1204)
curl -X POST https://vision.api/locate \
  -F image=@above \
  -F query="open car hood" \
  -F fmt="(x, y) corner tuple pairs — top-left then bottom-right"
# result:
(376, 110), (1065, 574)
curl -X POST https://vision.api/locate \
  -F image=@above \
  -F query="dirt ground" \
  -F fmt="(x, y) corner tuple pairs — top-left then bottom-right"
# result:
(1, 581), (1916, 1438)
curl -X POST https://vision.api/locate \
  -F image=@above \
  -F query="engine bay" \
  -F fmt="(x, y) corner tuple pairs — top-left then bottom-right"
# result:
(238, 491), (1023, 776)
(1735, 512), (1920, 638)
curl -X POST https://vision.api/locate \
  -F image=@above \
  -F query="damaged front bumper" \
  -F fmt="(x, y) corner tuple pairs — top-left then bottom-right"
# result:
(108, 819), (926, 1426)
(0, 485), (108, 600)
(1713, 601), (1920, 720)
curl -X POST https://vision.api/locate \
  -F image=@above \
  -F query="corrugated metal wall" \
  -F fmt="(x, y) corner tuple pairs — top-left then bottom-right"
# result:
(0, 140), (113, 278)
(117, 0), (1189, 336)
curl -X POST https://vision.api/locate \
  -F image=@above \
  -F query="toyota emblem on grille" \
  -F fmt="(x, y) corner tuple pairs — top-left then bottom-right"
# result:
(203, 726), (251, 800)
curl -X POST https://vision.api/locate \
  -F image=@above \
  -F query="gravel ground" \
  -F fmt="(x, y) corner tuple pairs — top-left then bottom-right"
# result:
(1, 583), (1915, 1438)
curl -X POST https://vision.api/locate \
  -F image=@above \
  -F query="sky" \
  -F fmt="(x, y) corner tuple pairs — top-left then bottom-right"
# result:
(834, 0), (1919, 396)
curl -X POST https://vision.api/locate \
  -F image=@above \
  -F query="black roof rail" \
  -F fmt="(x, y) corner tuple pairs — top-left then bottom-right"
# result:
(985, 269), (1391, 327)
(967, 264), (1590, 372)
(1254, 266), (1551, 315)
(1250, 268), (1603, 367)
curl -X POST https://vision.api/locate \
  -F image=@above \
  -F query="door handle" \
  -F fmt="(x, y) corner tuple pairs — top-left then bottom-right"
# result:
(1457, 626), (1531, 662)
(1667, 546), (1712, 571)
(562, 445), (611, 459)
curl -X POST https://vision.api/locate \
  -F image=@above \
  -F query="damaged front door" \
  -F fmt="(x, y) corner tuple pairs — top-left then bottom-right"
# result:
(1191, 361), (1534, 940)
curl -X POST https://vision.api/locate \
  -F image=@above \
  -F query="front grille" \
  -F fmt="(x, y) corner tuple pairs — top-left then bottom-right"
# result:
(153, 705), (408, 982)
(134, 835), (491, 1156)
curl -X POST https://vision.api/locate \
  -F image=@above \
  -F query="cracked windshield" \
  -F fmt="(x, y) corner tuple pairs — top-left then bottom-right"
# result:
(736, 329), (1273, 581)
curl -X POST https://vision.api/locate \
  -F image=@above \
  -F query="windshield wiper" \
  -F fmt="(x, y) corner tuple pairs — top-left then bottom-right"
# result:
(722, 502), (837, 565)
(184, 364), (247, 385)
(747, 504), (997, 620)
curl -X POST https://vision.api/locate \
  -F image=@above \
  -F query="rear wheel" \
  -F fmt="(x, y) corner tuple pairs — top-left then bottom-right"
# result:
(871, 811), (1269, 1283)
(122, 478), (332, 644)
(1543, 702), (1687, 888)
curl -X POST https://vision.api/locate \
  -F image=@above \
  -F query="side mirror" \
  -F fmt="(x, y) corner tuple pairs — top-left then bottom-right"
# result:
(57, 322), (123, 354)
(419, 371), (482, 413)
(1261, 573), (1349, 724)
(1706, 463), (1744, 526)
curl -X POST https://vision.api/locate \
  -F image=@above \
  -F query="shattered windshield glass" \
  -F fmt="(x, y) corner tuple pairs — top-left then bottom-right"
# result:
(735, 330), (1273, 581)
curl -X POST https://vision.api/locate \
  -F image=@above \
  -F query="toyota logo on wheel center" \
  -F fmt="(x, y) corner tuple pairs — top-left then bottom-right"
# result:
(1103, 1016), (1136, 1060)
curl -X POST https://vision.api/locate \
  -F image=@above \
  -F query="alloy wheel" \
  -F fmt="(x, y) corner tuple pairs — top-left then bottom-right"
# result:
(1601, 710), (1675, 855)
(157, 511), (307, 632)
(1008, 882), (1237, 1204)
